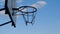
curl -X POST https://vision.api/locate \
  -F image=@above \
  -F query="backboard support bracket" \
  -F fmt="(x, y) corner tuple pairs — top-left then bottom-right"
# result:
(0, 0), (16, 28)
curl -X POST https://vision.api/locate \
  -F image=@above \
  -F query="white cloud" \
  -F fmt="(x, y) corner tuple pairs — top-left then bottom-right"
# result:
(0, 10), (5, 14)
(30, 1), (47, 8)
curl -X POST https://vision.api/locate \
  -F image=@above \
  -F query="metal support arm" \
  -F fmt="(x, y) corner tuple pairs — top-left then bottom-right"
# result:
(0, 21), (11, 26)
(0, 8), (5, 11)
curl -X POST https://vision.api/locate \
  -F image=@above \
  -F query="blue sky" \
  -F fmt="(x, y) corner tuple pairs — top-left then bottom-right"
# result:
(0, 0), (60, 34)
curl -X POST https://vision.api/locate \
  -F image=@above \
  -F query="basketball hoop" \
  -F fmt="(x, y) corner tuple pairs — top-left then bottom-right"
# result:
(13, 6), (37, 25)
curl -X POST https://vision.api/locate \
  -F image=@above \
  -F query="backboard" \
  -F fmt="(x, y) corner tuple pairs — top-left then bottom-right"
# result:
(7, 0), (16, 26)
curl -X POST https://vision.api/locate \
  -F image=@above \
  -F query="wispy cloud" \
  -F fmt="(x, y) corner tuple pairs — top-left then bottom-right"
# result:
(31, 0), (47, 8)
(0, 10), (5, 14)
(16, 0), (47, 9)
